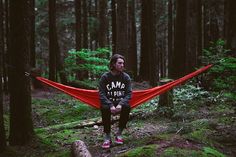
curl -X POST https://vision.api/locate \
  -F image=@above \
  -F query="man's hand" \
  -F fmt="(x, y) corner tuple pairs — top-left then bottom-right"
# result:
(110, 106), (116, 114)
(116, 104), (122, 113)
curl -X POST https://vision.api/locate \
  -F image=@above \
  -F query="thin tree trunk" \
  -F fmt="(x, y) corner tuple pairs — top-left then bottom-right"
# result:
(168, 0), (173, 77)
(30, 0), (35, 68)
(49, 0), (57, 81)
(116, 0), (128, 56)
(98, 0), (108, 48)
(8, 0), (33, 145)
(170, 0), (187, 79)
(139, 0), (150, 81)
(75, 0), (82, 51)
(0, 0), (6, 151)
(82, 0), (88, 48)
(3, 0), (9, 93)
(111, 0), (116, 54)
(127, 0), (137, 79)
(226, 0), (236, 53)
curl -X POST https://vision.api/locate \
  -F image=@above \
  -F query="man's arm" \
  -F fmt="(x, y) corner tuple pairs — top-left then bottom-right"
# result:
(118, 75), (132, 106)
(98, 74), (113, 107)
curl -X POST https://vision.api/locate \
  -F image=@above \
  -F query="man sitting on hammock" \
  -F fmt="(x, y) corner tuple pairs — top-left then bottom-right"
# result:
(99, 54), (132, 149)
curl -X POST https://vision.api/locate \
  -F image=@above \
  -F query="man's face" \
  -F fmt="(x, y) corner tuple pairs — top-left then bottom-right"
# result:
(114, 58), (124, 72)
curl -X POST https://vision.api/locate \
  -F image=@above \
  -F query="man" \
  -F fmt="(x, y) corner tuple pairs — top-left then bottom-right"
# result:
(99, 54), (132, 149)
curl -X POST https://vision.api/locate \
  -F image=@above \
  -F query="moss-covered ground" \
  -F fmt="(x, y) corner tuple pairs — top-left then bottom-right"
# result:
(0, 85), (235, 157)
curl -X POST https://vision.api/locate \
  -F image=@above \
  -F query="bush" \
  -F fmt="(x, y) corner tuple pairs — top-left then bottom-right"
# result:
(201, 39), (236, 92)
(64, 48), (110, 82)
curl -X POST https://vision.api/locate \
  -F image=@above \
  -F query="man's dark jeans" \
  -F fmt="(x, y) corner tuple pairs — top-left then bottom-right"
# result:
(101, 103), (131, 134)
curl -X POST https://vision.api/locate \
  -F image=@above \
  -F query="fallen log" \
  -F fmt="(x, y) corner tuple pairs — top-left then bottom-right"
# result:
(71, 140), (92, 157)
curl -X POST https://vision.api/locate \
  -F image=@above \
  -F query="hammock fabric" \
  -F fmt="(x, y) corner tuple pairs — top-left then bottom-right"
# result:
(36, 64), (212, 109)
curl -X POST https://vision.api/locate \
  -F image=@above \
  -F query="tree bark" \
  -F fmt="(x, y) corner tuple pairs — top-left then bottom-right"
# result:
(111, 0), (116, 54)
(8, 0), (34, 145)
(98, 0), (108, 48)
(75, 0), (82, 51)
(127, 0), (138, 79)
(30, 0), (35, 68)
(139, 0), (150, 81)
(82, 0), (88, 49)
(225, 0), (236, 54)
(116, 0), (128, 56)
(49, 0), (57, 81)
(0, 0), (6, 151)
(71, 140), (92, 157)
(170, 0), (187, 79)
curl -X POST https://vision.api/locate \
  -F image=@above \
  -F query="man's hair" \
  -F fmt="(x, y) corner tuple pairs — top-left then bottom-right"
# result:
(109, 54), (125, 70)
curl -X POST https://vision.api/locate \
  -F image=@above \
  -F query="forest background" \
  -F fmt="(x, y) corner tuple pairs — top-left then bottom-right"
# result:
(0, 0), (235, 156)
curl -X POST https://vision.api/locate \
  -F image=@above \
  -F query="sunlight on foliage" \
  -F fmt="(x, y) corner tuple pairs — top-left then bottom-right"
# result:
(64, 48), (110, 82)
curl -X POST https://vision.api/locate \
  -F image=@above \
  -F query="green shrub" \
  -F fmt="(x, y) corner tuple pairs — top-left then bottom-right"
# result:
(64, 48), (110, 82)
(201, 39), (236, 92)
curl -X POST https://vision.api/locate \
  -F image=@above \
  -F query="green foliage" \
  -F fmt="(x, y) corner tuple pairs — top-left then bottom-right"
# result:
(64, 48), (110, 81)
(119, 145), (157, 157)
(201, 39), (236, 91)
(161, 147), (204, 157)
(203, 147), (226, 157)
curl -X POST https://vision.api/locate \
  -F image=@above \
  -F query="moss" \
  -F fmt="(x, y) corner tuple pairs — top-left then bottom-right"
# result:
(160, 147), (204, 157)
(184, 129), (214, 146)
(118, 144), (157, 157)
(32, 97), (99, 125)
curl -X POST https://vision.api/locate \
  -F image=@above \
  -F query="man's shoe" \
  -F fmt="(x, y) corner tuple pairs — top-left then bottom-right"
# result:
(102, 140), (112, 149)
(115, 136), (124, 144)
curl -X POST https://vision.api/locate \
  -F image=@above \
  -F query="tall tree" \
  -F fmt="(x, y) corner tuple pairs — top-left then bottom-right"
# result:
(30, 0), (35, 68)
(148, 0), (158, 86)
(3, 0), (9, 93)
(127, 0), (137, 79)
(111, 0), (116, 53)
(168, 0), (173, 77)
(139, 0), (158, 85)
(98, 0), (108, 47)
(49, 0), (67, 83)
(116, 0), (128, 57)
(170, 0), (187, 79)
(75, 0), (82, 51)
(186, 0), (202, 72)
(225, 0), (236, 53)
(82, 0), (88, 48)
(139, 0), (150, 81)
(8, 0), (33, 145)
(0, 0), (6, 151)
(48, 0), (57, 81)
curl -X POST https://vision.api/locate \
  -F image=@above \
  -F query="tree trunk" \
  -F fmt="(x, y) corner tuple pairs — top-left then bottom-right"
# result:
(3, 0), (9, 93)
(225, 0), (236, 54)
(168, 0), (173, 77)
(170, 0), (187, 79)
(127, 0), (137, 79)
(111, 0), (116, 54)
(82, 0), (88, 49)
(186, 0), (201, 73)
(98, 0), (108, 48)
(116, 0), (128, 56)
(49, 0), (57, 81)
(148, 0), (158, 86)
(8, 0), (33, 145)
(30, 0), (35, 68)
(139, 0), (150, 81)
(0, 0), (6, 151)
(71, 140), (92, 157)
(75, 0), (82, 51)
(140, 0), (158, 85)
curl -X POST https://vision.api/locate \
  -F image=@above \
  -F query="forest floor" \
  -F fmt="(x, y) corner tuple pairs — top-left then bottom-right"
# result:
(1, 83), (236, 157)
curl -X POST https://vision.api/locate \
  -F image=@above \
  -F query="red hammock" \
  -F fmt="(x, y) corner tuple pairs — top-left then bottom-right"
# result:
(36, 65), (212, 109)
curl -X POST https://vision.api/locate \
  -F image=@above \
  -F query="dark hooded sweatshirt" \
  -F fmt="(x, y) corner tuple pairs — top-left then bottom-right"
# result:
(98, 71), (132, 108)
